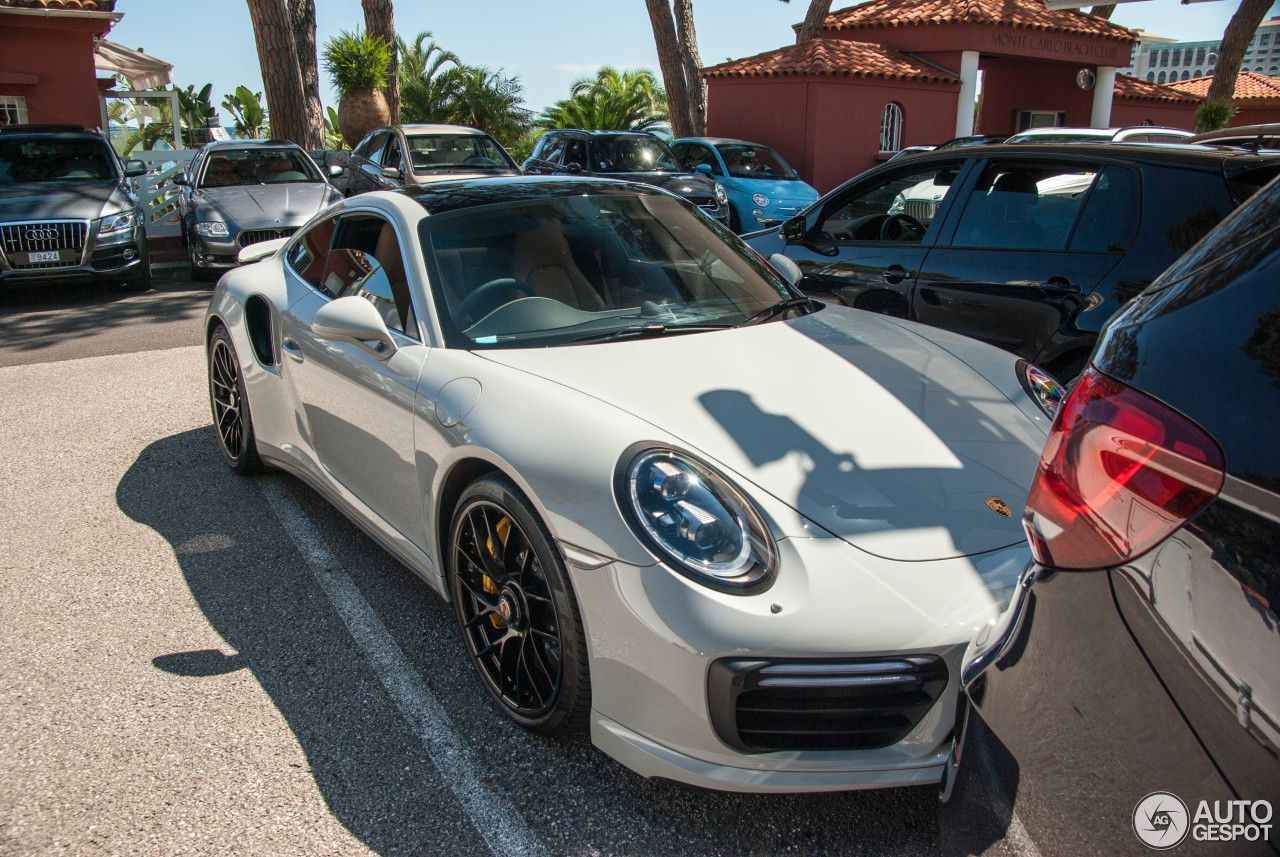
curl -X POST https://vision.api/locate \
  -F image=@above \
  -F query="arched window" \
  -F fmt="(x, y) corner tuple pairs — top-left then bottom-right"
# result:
(1158, 71), (1167, 84)
(1181, 70), (1191, 81)
(1194, 69), (1203, 78)
(879, 102), (903, 153)
(1271, 66), (1279, 75)
(1147, 72), (1156, 82)
(1196, 47), (1207, 65)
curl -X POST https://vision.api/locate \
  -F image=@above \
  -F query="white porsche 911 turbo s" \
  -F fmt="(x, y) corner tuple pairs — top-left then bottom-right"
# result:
(204, 175), (1061, 793)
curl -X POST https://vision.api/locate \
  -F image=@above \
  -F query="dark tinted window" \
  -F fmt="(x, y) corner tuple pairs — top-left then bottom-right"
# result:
(820, 162), (963, 241)
(563, 139), (587, 168)
(715, 144), (796, 180)
(0, 137), (115, 184)
(539, 137), (566, 165)
(952, 162), (1098, 250)
(356, 131), (388, 161)
(198, 147), (320, 187)
(590, 136), (680, 172)
(1069, 165), (1140, 252)
(287, 217), (337, 291)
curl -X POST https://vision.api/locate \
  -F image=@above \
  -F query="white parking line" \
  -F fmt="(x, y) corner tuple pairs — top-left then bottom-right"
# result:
(259, 478), (549, 857)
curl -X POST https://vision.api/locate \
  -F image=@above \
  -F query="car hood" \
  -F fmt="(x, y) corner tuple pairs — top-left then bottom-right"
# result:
(0, 181), (123, 221)
(193, 183), (332, 226)
(724, 177), (817, 203)
(479, 306), (1044, 562)
(597, 172), (716, 199)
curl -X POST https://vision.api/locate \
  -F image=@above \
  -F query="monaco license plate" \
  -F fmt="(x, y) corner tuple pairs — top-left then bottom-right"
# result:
(25, 250), (67, 264)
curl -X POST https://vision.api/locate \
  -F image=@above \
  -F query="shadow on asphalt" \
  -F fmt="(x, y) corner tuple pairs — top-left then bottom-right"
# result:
(117, 427), (973, 857)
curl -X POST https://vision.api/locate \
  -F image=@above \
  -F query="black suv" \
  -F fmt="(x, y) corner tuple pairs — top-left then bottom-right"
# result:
(746, 143), (1280, 381)
(947, 173), (1280, 857)
(0, 125), (151, 291)
(523, 129), (727, 223)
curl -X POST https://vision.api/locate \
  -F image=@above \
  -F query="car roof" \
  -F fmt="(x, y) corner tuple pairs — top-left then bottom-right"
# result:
(1188, 122), (1280, 141)
(673, 137), (777, 148)
(399, 175), (673, 216)
(0, 125), (103, 140)
(391, 124), (487, 135)
(546, 129), (661, 139)
(896, 140), (1278, 167)
(201, 139), (302, 150)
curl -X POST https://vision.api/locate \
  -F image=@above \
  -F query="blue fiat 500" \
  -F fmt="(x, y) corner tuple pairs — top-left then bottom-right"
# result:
(671, 137), (818, 234)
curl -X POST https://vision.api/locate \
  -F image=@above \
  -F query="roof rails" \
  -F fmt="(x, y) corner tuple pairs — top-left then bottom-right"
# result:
(0, 124), (88, 134)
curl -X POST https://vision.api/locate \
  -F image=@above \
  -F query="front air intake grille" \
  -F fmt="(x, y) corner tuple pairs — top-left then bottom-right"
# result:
(1, 220), (87, 269)
(903, 199), (938, 225)
(238, 226), (298, 247)
(708, 656), (948, 753)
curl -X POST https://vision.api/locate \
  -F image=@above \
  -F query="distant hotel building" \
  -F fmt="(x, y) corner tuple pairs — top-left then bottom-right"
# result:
(1120, 16), (1280, 84)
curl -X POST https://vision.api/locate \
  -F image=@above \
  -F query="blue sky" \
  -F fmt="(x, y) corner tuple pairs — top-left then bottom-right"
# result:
(108, 0), (1280, 124)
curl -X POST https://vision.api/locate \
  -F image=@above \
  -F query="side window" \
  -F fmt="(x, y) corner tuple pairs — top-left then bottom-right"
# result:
(381, 137), (403, 171)
(682, 144), (720, 175)
(1069, 165), (1140, 252)
(286, 216), (337, 291)
(670, 142), (690, 165)
(357, 131), (388, 162)
(562, 139), (587, 168)
(321, 214), (419, 340)
(540, 137), (566, 165)
(818, 162), (963, 243)
(951, 162), (1100, 251)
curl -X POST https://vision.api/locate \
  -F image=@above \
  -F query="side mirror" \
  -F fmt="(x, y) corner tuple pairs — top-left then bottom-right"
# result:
(782, 215), (808, 243)
(694, 163), (713, 176)
(565, 162), (583, 175)
(172, 171), (189, 186)
(327, 164), (344, 177)
(767, 254), (803, 289)
(236, 236), (289, 264)
(312, 295), (398, 360)
(381, 166), (403, 181)
(124, 160), (148, 178)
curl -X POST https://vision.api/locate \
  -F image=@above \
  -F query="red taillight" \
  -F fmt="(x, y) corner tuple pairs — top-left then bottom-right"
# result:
(1023, 367), (1225, 571)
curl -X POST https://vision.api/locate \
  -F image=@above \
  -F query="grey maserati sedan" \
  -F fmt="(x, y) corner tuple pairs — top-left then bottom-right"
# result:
(175, 139), (343, 280)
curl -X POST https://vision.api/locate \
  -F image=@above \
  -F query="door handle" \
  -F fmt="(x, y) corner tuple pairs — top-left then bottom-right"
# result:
(1039, 277), (1081, 297)
(883, 265), (909, 285)
(282, 338), (304, 361)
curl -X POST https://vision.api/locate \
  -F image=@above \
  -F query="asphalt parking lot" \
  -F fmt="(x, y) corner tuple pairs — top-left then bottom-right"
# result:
(0, 277), (1027, 857)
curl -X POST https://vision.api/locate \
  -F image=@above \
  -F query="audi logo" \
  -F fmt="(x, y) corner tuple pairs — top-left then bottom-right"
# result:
(25, 228), (59, 242)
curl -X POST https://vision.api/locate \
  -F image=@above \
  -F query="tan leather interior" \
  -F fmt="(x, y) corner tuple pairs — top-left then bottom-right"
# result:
(373, 222), (417, 338)
(510, 222), (604, 311)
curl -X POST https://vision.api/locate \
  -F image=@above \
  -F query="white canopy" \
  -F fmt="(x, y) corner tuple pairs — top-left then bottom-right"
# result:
(94, 39), (173, 89)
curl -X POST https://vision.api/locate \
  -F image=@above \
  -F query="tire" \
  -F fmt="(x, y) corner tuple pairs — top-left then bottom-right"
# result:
(207, 325), (264, 475)
(727, 203), (742, 234)
(448, 475), (590, 736)
(120, 260), (153, 291)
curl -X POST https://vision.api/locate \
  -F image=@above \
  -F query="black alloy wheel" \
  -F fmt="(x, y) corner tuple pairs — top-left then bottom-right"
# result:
(448, 476), (590, 735)
(208, 326), (263, 474)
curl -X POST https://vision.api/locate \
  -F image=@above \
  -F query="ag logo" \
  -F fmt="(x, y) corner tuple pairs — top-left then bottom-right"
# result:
(1134, 792), (1190, 849)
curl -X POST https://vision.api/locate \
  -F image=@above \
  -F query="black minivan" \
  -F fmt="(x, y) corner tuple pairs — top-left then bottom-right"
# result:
(746, 143), (1280, 381)
(947, 173), (1280, 857)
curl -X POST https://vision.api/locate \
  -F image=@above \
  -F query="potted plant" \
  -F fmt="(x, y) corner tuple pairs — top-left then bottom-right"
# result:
(323, 29), (392, 147)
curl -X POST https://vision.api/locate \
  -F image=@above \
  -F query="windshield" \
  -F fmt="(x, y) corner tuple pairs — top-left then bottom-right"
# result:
(715, 144), (797, 180)
(0, 138), (116, 185)
(198, 148), (321, 187)
(590, 137), (681, 173)
(421, 193), (795, 349)
(406, 134), (514, 173)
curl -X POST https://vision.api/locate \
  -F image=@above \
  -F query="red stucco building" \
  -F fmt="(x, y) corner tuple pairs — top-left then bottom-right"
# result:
(1173, 71), (1280, 128)
(0, 0), (122, 128)
(702, 0), (1211, 191)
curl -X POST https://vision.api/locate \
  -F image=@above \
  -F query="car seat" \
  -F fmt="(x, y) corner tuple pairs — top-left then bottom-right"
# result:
(373, 222), (418, 339)
(510, 221), (605, 310)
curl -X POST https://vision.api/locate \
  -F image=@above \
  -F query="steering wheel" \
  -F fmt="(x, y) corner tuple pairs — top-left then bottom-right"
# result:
(879, 212), (926, 242)
(455, 278), (530, 326)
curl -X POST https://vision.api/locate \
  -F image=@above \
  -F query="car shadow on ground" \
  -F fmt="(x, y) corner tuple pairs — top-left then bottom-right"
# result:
(117, 427), (957, 857)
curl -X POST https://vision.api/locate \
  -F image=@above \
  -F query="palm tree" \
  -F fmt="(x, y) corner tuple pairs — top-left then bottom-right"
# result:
(397, 31), (463, 123)
(542, 67), (668, 131)
(448, 67), (533, 144)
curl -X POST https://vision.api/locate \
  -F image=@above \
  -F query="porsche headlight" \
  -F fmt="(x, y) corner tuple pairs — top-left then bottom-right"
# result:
(618, 447), (777, 593)
(98, 210), (136, 234)
(194, 221), (230, 238)
(713, 182), (728, 206)
(1017, 360), (1066, 418)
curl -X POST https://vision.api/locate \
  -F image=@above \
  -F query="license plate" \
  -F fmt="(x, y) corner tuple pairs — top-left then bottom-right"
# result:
(26, 250), (65, 263)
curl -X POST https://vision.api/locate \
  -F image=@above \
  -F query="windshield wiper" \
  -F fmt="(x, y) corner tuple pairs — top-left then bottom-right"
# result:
(572, 322), (730, 344)
(735, 297), (814, 328)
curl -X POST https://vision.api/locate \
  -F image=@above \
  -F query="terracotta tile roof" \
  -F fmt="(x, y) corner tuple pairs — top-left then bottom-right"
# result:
(0, 0), (116, 9)
(1113, 74), (1202, 104)
(702, 38), (959, 84)
(823, 0), (1136, 43)
(1173, 71), (1280, 103)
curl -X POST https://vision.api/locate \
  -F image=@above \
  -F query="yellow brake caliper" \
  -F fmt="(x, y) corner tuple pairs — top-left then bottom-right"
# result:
(484, 517), (512, 629)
